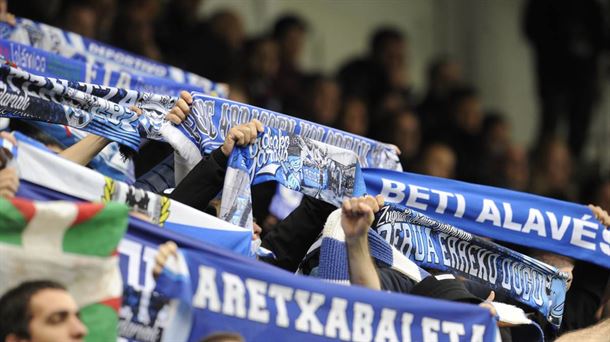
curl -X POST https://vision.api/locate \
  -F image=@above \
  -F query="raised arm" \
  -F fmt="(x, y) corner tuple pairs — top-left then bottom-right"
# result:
(60, 91), (193, 166)
(341, 195), (384, 290)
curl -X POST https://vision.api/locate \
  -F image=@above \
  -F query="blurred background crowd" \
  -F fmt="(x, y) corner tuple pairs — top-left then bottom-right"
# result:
(9, 0), (610, 210)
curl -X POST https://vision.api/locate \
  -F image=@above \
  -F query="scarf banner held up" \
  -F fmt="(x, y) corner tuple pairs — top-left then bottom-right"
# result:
(0, 62), (148, 150)
(15, 180), (499, 342)
(151, 230), (499, 342)
(13, 133), (252, 256)
(0, 17), (227, 96)
(364, 169), (610, 269)
(0, 38), (206, 97)
(373, 204), (568, 329)
(220, 127), (365, 231)
(178, 93), (402, 170)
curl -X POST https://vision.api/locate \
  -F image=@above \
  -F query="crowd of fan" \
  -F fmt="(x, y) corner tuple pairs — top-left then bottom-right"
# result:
(1, 0), (610, 341)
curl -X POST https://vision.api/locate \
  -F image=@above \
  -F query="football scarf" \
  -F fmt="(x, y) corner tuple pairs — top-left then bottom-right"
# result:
(373, 203), (568, 329)
(13, 132), (252, 256)
(219, 127), (365, 233)
(148, 227), (500, 342)
(363, 169), (610, 269)
(0, 17), (227, 96)
(0, 197), (127, 342)
(175, 93), (402, 171)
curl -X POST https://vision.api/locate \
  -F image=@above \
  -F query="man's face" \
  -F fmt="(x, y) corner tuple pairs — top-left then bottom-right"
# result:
(26, 289), (87, 342)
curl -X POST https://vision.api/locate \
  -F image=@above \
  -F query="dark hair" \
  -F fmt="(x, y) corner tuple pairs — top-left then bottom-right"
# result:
(0, 280), (67, 341)
(8, 120), (64, 149)
(370, 27), (404, 53)
(273, 14), (307, 40)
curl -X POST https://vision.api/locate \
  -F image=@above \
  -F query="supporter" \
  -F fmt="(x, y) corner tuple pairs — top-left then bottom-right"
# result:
(169, 119), (335, 271)
(389, 109), (421, 171)
(240, 36), (281, 111)
(443, 86), (485, 183)
(338, 96), (369, 137)
(531, 136), (576, 201)
(338, 27), (411, 112)
(416, 143), (456, 179)
(478, 113), (512, 185)
(0, 280), (88, 342)
(0, 131), (18, 199)
(300, 74), (341, 125)
(339, 195), (497, 315)
(273, 14), (308, 115)
(55, 0), (97, 38)
(417, 56), (463, 136)
(497, 144), (530, 191)
(524, 0), (606, 158)
(112, 0), (162, 60)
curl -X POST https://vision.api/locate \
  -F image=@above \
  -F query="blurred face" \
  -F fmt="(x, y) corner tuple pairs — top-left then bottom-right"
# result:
(280, 27), (306, 65)
(313, 80), (340, 125)
(341, 98), (368, 136)
(486, 121), (510, 155)
(422, 145), (456, 179)
(503, 145), (529, 191)
(545, 141), (572, 188)
(394, 112), (420, 159)
(26, 289), (87, 342)
(252, 40), (279, 79)
(379, 39), (406, 71)
(456, 97), (482, 134)
(64, 7), (97, 38)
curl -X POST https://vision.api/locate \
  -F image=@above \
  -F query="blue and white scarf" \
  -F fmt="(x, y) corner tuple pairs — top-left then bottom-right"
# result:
(0, 18), (227, 96)
(364, 169), (610, 269)
(373, 203), (568, 329)
(219, 127), (365, 232)
(178, 93), (401, 170)
(146, 224), (500, 342)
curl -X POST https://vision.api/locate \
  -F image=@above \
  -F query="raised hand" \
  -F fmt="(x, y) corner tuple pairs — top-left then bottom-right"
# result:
(220, 119), (264, 157)
(341, 195), (384, 241)
(166, 91), (193, 125)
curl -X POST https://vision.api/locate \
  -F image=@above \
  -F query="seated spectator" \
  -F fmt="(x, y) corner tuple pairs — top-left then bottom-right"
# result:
(338, 96), (369, 136)
(416, 143), (456, 179)
(273, 14), (308, 113)
(0, 280), (88, 342)
(389, 109), (421, 171)
(531, 136), (576, 201)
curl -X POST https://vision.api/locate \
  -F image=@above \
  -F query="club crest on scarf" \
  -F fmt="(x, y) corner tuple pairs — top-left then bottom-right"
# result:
(102, 177), (170, 226)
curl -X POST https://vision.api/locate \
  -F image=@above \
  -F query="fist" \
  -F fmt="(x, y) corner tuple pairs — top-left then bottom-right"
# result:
(341, 195), (384, 240)
(220, 119), (264, 157)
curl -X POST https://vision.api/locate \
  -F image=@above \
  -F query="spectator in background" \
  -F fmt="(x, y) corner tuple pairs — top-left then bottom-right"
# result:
(0, 280), (88, 342)
(417, 56), (463, 138)
(273, 14), (308, 114)
(300, 74), (341, 125)
(417, 143), (456, 179)
(112, 0), (162, 61)
(479, 113), (512, 185)
(156, 3), (244, 83)
(524, 0), (607, 158)
(498, 144), (530, 192)
(338, 96), (369, 136)
(56, 0), (97, 38)
(444, 86), (485, 183)
(390, 109), (421, 171)
(531, 136), (576, 201)
(93, 0), (117, 41)
(240, 36), (281, 111)
(338, 27), (411, 113)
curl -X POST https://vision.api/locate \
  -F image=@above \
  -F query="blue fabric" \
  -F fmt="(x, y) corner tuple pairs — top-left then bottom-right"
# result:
(152, 233), (499, 342)
(363, 168), (610, 269)
(183, 93), (401, 169)
(374, 203), (568, 329)
(0, 39), (203, 97)
(0, 18), (225, 95)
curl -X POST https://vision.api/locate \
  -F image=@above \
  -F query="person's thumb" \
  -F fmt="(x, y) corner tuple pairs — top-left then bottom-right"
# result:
(486, 291), (495, 302)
